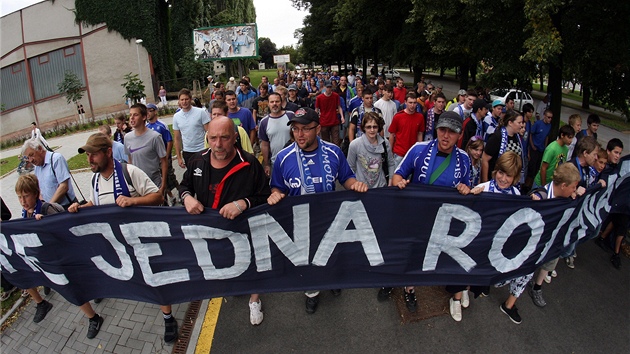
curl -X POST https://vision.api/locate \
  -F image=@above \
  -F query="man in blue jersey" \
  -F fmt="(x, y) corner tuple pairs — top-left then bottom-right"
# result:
(382, 111), (472, 312)
(268, 107), (368, 314)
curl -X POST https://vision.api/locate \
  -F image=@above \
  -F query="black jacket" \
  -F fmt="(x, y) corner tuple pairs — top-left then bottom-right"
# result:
(178, 148), (270, 210)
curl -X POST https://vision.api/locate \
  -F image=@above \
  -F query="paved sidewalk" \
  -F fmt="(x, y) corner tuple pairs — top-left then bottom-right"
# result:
(0, 115), (200, 353)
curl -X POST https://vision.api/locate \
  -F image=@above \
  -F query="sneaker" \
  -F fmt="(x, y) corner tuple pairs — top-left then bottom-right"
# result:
(21, 289), (29, 298)
(551, 270), (557, 278)
(565, 257), (575, 269)
(528, 288), (547, 307)
(305, 295), (319, 314)
(33, 300), (53, 323)
(249, 301), (263, 325)
(461, 290), (470, 309)
(500, 303), (521, 324)
(404, 290), (417, 313)
(449, 298), (462, 322)
(330, 289), (341, 296)
(164, 317), (178, 343)
(611, 254), (621, 269)
(86, 315), (104, 339)
(544, 274), (552, 284)
(94, 298), (103, 304)
(43, 287), (51, 296)
(377, 287), (393, 302)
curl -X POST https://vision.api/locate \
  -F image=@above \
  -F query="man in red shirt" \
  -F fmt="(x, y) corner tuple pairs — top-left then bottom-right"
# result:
(389, 92), (425, 166)
(393, 78), (407, 104)
(315, 81), (344, 146)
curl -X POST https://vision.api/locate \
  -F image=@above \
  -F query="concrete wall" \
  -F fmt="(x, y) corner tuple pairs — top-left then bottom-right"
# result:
(82, 28), (152, 110)
(0, 0), (153, 141)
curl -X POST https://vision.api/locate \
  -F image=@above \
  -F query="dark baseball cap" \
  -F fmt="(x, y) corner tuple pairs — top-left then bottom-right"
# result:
(435, 111), (463, 134)
(287, 107), (320, 125)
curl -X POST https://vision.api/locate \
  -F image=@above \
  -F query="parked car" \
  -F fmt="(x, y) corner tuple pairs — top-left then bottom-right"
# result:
(489, 88), (534, 112)
(383, 69), (401, 80)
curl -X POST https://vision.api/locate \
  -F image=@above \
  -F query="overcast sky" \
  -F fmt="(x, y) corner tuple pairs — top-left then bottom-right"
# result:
(2, 0), (306, 48)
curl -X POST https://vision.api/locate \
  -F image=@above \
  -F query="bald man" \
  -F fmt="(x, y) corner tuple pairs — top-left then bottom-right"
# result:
(177, 116), (270, 325)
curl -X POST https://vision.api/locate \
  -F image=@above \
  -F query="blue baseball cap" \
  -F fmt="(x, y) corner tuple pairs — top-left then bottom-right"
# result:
(146, 103), (158, 110)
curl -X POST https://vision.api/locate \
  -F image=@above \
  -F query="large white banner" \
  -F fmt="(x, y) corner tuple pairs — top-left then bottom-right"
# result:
(194, 23), (258, 60)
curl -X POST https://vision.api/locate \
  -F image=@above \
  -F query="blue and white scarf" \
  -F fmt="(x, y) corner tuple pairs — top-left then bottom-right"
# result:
(416, 140), (464, 187)
(471, 113), (483, 137)
(295, 138), (335, 194)
(489, 179), (518, 195)
(92, 159), (131, 205)
(22, 199), (43, 218)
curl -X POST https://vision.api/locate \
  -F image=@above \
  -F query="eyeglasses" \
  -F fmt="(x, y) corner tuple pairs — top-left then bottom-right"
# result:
(290, 125), (318, 134)
(364, 125), (379, 130)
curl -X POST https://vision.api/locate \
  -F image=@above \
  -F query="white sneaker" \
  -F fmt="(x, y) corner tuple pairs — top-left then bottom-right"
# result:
(461, 290), (470, 309)
(249, 301), (263, 325)
(544, 274), (552, 284)
(449, 298), (462, 322)
(551, 270), (557, 278)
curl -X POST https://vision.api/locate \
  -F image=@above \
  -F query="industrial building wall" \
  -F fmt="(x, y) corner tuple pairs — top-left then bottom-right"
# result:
(0, 0), (152, 141)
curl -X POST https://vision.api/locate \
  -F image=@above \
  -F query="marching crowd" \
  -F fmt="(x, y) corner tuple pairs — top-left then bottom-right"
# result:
(2, 69), (627, 343)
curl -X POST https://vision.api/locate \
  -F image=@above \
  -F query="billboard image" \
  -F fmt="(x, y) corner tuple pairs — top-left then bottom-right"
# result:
(194, 23), (258, 60)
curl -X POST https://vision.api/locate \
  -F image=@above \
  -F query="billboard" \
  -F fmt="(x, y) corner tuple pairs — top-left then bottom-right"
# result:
(273, 54), (290, 63)
(193, 23), (258, 60)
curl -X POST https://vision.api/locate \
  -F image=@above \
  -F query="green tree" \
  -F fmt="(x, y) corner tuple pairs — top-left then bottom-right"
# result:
(57, 71), (84, 106)
(57, 71), (85, 122)
(258, 37), (278, 67)
(121, 73), (146, 104)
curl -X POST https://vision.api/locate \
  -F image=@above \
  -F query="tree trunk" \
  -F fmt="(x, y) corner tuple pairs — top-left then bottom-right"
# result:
(582, 83), (590, 109)
(539, 65), (544, 92)
(459, 64), (469, 90)
(362, 57), (368, 79)
(412, 65), (423, 85)
(470, 65), (477, 84)
(440, 67), (445, 77)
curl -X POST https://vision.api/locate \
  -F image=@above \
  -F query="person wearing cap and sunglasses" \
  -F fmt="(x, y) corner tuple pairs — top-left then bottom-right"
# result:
(68, 133), (173, 342)
(268, 107), (368, 315)
(384, 111), (472, 313)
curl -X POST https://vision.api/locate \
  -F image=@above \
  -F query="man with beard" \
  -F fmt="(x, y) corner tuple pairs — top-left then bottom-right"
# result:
(68, 133), (168, 340)
(258, 92), (293, 176)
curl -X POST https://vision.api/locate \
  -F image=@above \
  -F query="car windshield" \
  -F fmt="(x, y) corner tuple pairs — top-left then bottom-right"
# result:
(490, 88), (509, 97)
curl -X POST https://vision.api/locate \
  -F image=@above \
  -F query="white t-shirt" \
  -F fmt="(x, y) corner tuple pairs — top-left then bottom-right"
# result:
(173, 107), (210, 152)
(90, 164), (159, 205)
(374, 99), (397, 138)
(258, 112), (293, 164)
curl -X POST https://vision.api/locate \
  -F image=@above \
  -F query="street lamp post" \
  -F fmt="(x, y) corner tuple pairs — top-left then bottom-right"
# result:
(135, 39), (143, 80)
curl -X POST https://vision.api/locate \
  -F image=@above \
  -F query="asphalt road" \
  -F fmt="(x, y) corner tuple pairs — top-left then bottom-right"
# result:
(209, 238), (629, 353)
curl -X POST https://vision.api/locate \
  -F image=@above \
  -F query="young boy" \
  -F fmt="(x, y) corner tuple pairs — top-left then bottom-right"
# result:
(528, 163), (581, 307)
(534, 125), (575, 187)
(15, 174), (63, 323)
(595, 138), (626, 268)
(566, 114), (582, 159)
(468, 152), (524, 324)
(574, 113), (600, 152)
(570, 136), (600, 190)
